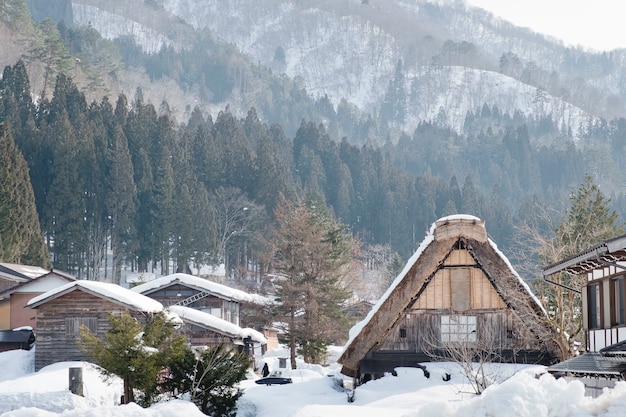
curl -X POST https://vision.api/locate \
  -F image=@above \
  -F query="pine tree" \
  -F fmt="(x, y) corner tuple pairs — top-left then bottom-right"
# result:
(268, 196), (357, 367)
(79, 311), (188, 406)
(28, 18), (73, 98)
(106, 125), (137, 282)
(0, 123), (50, 267)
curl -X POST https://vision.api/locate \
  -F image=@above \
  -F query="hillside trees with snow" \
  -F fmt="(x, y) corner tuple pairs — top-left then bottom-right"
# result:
(4, 58), (626, 281)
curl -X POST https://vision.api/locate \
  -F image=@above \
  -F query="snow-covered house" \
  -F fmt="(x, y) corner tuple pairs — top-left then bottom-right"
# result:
(26, 280), (163, 371)
(338, 215), (560, 383)
(169, 305), (267, 356)
(0, 269), (75, 330)
(543, 234), (626, 395)
(130, 273), (270, 327)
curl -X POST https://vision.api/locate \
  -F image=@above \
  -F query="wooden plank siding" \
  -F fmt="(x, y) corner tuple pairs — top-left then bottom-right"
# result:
(34, 291), (151, 371)
(377, 310), (524, 352)
(414, 250), (506, 311)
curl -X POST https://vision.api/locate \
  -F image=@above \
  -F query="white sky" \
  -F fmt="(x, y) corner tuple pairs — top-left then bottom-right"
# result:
(465, 0), (625, 51)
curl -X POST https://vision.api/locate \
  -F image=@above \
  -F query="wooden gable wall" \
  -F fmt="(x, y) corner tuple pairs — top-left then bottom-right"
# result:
(34, 290), (149, 371)
(414, 248), (506, 311)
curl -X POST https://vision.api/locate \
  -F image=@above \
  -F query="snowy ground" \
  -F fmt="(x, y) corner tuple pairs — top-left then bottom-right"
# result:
(1, 347), (626, 417)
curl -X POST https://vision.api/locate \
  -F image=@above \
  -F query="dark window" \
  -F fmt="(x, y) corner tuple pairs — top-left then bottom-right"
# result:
(399, 328), (407, 338)
(612, 276), (625, 326)
(588, 284), (601, 329)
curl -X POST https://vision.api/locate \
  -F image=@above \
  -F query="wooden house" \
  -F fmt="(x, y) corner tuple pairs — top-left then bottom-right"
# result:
(338, 215), (559, 382)
(26, 280), (163, 371)
(543, 234), (626, 396)
(0, 270), (75, 330)
(130, 273), (271, 327)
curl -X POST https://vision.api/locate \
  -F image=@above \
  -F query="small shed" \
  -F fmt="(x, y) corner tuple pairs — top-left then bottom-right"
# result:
(338, 215), (560, 382)
(0, 328), (36, 352)
(26, 280), (163, 371)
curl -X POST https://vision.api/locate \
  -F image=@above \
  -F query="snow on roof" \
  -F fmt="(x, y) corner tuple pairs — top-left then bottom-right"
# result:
(26, 280), (163, 313)
(240, 327), (268, 345)
(488, 238), (548, 316)
(342, 223), (435, 350)
(168, 305), (241, 338)
(0, 263), (49, 280)
(168, 305), (266, 344)
(130, 273), (271, 305)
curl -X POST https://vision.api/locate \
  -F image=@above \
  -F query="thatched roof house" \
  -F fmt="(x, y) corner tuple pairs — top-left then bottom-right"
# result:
(338, 215), (559, 381)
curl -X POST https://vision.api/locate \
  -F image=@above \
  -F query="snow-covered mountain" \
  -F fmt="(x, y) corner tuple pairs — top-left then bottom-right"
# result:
(69, 0), (625, 139)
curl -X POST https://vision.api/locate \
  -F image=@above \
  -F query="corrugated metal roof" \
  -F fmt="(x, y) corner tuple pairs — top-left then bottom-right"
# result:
(548, 353), (626, 377)
(542, 235), (626, 276)
(600, 340), (626, 356)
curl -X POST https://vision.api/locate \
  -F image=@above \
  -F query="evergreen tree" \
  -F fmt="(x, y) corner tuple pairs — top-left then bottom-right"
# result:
(106, 125), (137, 282)
(43, 111), (85, 273)
(0, 123), (50, 267)
(79, 311), (188, 406)
(380, 59), (407, 125)
(267, 196), (357, 367)
(28, 18), (73, 98)
(188, 344), (250, 417)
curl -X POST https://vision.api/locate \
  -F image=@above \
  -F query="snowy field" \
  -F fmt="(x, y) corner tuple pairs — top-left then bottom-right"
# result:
(2, 348), (626, 417)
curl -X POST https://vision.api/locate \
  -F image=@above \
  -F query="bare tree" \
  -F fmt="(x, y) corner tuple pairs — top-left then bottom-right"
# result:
(211, 187), (265, 281)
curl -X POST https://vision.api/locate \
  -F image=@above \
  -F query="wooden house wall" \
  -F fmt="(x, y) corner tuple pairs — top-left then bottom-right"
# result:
(377, 310), (533, 352)
(414, 250), (506, 311)
(34, 291), (149, 371)
(0, 278), (19, 293)
(176, 323), (235, 347)
(582, 271), (626, 352)
(378, 248), (537, 354)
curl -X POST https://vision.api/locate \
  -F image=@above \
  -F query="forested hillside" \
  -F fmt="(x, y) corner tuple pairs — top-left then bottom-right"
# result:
(3, 0), (626, 282)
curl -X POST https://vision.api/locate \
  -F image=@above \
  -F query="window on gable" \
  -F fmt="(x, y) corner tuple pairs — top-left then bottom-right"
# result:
(65, 317), (98, 338)
(441, 315), (476, 343)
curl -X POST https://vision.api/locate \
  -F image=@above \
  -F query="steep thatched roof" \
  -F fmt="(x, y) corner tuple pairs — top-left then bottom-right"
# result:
(338, 215), (556, 377)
